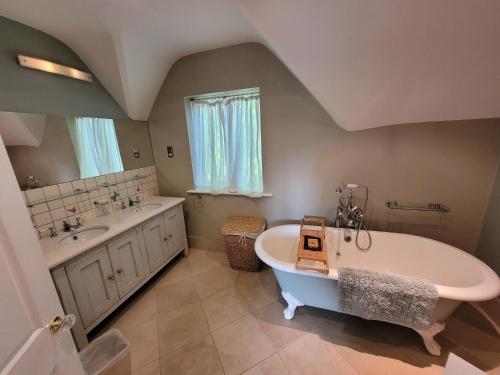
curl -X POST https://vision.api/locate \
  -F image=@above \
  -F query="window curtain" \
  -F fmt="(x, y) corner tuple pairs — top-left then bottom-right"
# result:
(186, 92), (263, 197)
(66, 116), (124, 179)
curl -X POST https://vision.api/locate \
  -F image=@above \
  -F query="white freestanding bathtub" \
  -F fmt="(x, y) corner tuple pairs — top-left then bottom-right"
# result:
(254, 225), (500, 355)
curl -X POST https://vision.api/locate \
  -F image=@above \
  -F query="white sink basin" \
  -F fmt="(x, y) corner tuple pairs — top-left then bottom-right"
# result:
(139, 203), (162, 210)
(130, 203), (162, 213)
(59, 226), (109, 246)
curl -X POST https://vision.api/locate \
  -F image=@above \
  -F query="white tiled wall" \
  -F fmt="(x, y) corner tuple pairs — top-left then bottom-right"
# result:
(22, 165), (160, 239)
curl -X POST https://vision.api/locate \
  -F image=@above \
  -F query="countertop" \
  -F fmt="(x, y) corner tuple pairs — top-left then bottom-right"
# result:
(41, 196), (185, 269)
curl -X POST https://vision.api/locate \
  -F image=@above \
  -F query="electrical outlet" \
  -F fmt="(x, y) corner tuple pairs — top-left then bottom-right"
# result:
(193, 197), (203, 208)
(133, 146), (140, 158)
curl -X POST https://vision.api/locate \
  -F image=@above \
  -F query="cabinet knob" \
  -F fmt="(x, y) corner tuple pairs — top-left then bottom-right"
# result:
(163, 236), (168, 242)
(107, 274), (115, 281)
(168, 234), (173, 238)
(117, 268), (123, 274)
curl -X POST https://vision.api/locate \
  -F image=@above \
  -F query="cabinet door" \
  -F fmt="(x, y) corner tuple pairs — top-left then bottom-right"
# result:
(66, 246), (119, 328)
(107, 229), (145, 298)
(164, 205), (186, 256)
(142, 215), (169, 272)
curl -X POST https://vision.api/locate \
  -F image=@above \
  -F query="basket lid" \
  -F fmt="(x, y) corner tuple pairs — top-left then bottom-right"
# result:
(223, 216), (265, 235)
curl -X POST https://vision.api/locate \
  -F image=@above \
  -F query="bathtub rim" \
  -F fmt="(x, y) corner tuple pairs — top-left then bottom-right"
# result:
(254, 224), (500, 302)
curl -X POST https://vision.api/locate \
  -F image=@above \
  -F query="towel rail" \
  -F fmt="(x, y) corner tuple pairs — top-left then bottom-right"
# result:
(385, 201), (449, 213)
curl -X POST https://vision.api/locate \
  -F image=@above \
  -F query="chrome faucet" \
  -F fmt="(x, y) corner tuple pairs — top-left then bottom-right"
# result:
(343, 228), (352, 242)
(63, 217), (83, 232)
(335, 185), (356, 229)
(128, 196), (141, 207)
(334, 184), (371, 250)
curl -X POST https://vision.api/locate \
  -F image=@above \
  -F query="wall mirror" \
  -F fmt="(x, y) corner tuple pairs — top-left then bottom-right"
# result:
(1, 111), (154, 190)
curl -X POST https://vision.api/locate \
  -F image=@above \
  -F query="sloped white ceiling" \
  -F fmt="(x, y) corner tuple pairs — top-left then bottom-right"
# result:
(0, 0), (260, 121)
(240, 0), (500, 130)
(1, 0), (499, 130)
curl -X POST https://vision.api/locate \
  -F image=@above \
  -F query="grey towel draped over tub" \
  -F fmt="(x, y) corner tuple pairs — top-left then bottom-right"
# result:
(337, 267), (439, 330)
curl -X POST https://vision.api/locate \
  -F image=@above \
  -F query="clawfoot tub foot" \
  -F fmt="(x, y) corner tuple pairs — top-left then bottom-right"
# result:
(282, 291), (304, 320)
(415, 322), (445, 356)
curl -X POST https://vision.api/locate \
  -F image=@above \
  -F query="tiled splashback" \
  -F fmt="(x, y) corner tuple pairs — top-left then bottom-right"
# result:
(22, 165), (159, 239)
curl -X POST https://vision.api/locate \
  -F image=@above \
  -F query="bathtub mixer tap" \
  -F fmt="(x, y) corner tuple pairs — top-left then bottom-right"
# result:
(334, 184), (372, 251)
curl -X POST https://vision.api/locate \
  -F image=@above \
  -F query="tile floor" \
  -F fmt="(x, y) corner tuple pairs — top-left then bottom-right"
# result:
(94, 248), (500, 375)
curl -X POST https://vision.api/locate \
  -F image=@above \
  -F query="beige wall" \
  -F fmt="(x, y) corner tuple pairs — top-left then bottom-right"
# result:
(115, 119), (155, 170)
(148, 43), (500, 253)
(7, 115), (154, 187)
(7, 115), (80, 187)
(476, 164), (500, 273)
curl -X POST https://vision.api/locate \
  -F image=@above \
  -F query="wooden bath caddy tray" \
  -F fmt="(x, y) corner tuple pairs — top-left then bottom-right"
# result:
(296, 216), (329, 273)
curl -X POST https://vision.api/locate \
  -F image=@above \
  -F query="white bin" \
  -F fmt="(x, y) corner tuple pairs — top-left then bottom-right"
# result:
(79, 329), (131, 375)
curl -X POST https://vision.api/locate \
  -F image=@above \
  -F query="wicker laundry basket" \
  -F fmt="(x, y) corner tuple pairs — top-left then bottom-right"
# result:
(223, 216), (266, 272)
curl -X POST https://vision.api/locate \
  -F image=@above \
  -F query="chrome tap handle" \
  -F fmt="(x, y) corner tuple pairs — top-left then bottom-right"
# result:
(62, 220), (71, 232)
(49, 227), (57, 237)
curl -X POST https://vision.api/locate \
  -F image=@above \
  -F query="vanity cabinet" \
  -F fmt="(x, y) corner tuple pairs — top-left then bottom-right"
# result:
(107, 229), (146, 298)
(142, 205), (186, 272)
(51, 201), (188, 349)
(164, 205), (185, 255)
(142, 215), (170, 273)
(65, 246), (119, 328)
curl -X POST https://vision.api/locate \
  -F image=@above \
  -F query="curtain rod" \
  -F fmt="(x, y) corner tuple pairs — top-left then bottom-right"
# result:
(189, 93), (259, 102)
(189, 88), (260, 102)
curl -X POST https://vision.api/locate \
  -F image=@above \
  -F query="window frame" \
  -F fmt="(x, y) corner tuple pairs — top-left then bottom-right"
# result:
(184, 87), (270, 198)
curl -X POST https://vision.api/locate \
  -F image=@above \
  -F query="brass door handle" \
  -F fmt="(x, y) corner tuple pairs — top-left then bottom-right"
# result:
(107, 274), (115, 281)
(49, 314), (76, 335)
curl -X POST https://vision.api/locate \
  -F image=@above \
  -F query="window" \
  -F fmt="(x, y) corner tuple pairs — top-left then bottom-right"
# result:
(66, 116), (124, 179)
(185, 88), (263, 197)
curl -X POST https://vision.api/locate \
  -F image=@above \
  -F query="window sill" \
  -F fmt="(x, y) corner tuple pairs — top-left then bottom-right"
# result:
(186, 189), (272, 198)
